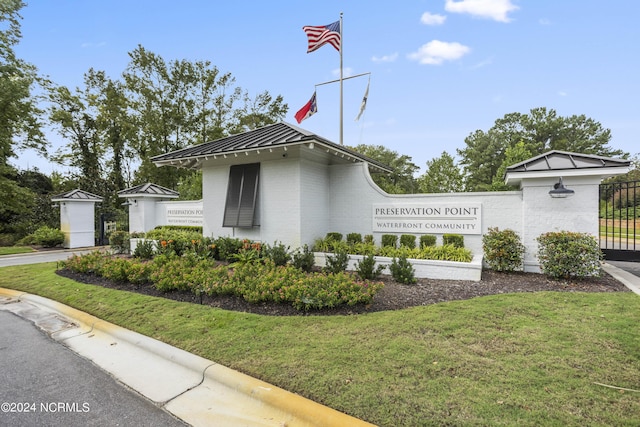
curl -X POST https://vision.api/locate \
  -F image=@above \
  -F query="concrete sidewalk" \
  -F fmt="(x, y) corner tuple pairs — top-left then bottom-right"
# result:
(0, 288), (374, 427)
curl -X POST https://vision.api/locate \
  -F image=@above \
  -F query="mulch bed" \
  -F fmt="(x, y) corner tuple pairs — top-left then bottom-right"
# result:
(55, 267), (630, 316)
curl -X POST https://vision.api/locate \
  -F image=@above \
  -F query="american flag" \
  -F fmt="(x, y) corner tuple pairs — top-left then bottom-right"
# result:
(302, 21), (341, 53)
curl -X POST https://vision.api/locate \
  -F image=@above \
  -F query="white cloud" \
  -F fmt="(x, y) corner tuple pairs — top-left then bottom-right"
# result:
(558, 91), (568, 97)
(408, 40), (471, 65)
(332, 67), (354, 78)
(421, 12), (447, 25)
(444, 0), (519, 23)
(539, 18), (552, 26)
(470, 57), (493, 69)
(372, 53), (399, 63)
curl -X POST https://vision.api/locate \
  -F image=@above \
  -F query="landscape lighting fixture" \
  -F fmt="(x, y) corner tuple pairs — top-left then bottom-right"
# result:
(549, 177), (575, 198)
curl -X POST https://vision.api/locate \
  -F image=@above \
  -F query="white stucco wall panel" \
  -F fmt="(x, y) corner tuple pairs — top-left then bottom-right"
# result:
(144, 152), (617, 274)
(300, 159), (329, 247)
(327, 162), (523, 257)
(59, 202), (96, 248)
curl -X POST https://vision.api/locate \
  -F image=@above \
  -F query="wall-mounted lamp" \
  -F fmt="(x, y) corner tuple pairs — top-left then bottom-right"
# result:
(121, 199), (137, 207)
(549, 177), (575, 198)
(51, 202), (59, 208)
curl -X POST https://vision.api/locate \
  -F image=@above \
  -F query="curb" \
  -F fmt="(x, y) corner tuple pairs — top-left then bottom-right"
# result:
(0, 288), (376, 427)
(601, 262), (640, 295)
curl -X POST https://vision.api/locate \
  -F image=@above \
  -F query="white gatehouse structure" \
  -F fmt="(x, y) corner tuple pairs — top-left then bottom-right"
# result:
(52, 189), (103, 249)
(142, 122), (629, 274)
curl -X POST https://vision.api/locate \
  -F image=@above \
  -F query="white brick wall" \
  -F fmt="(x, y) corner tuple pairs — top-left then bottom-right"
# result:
(151, 154), (608, 272)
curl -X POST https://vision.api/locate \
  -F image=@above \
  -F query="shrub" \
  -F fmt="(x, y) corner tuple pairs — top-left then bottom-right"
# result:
(133, 239), (155, 260)
(381, 234), (397, 248)
(482, 228), (525, 272)
(364, 234), (374, 244)
(443, 234), (464, 248)
(101, 257), (131, 283)
(126, 261), (155, 284)
(109, 231), (130, 254)
(537, 231), (602, 279)
(0, 234), (17, 246)
(60, 251), (106, 275)
(346, 233), (362, 245)
(153, 225), (203, 234)
(29, 226), (65, 247)
(389, 255), (417, 284)
(323, 248), (349, 274)
(292, 245), (315, 272)
(355, 254), (385, 280)
(400, 234), (416, 248)
(420, 235), (436, 248)
(264, 241), (290, 266)
(215, 236), (244, 261)
(312, 237), (330, 253)
(326, 232), (343, 243)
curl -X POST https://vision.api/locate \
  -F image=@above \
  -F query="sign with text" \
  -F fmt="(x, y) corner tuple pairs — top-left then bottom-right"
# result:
(373, 203), (481, 234)
(165, 205), (203, 226)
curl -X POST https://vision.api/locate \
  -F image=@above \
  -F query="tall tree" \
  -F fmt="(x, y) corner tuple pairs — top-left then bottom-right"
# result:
(489, 141), (532, 191)
(123, 46), (195, 188)
(84, 69), (135, 202)
(417, 151), (464, 193)
(351, 144), (419, 194)
(123, 46), (288, 188)
(48, 84), (105, 196)
(0, 0), (46, 240)
(457, 107), (626, 191)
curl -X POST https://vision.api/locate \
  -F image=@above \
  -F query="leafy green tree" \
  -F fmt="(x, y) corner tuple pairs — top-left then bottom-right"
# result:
(123, 46), (288, 189)
(458, 107), (626, 191)
(0, 0), (46, 241)
(48, 84), (105, 196)
(351, 144), (419, 194)
(84, 69), (135, 206)
(417, 151), (464, 193)
(489, 141), (532, 191)
(177, 171), (203, 200)
(123, 46), (196, 188)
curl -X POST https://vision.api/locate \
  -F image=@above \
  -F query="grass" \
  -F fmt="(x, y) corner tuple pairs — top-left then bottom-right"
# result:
(2, 263), (640, 426)
(0, 246), (36, 256)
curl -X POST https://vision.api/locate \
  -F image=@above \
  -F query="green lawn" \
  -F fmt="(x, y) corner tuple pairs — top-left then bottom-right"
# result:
(2, 263), (639, 427)
(0, 246), (36, 256)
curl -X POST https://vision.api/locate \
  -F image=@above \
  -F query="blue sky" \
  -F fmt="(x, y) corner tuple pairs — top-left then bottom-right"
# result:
(13, 0), (640, 175)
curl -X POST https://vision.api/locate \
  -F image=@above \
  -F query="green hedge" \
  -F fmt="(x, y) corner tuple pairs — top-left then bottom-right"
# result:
(482, 228), (525, 272)
(536, 231), (602, 279)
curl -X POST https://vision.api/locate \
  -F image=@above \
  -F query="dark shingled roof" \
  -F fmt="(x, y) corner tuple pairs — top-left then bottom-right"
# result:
(51, 189), (103, 202)
(150, 122), (393, 173)
(506, 150), (630, 172)
(117, 183), (179, 198)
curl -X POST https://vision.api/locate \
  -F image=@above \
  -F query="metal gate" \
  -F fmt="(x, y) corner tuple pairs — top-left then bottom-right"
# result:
(599, 180), (639, 261)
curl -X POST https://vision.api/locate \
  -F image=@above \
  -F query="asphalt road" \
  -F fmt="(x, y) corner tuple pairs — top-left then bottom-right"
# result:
(0, 249), (101, 268)
(0, 311), (186, 427)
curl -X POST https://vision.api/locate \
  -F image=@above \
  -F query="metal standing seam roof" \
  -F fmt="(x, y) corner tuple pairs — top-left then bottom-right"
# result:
(117, 183), (180, 198)
(506, 150), (631, 173)
(150, 122), (393, 173)
(51, 189), (103, 202)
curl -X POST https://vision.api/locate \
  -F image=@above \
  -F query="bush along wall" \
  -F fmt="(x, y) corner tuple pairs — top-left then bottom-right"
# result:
(536, 231), (602, 279)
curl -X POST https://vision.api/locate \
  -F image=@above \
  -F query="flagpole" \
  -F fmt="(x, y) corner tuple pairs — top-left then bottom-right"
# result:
(339, 11), (344, 146)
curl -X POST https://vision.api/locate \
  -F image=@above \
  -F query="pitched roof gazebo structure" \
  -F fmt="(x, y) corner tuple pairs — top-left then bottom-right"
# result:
(118, 183), (180, 233)
(51, 189), (103, 248)
(150, 122), (392, 247)
(151, 122), (393, 173)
